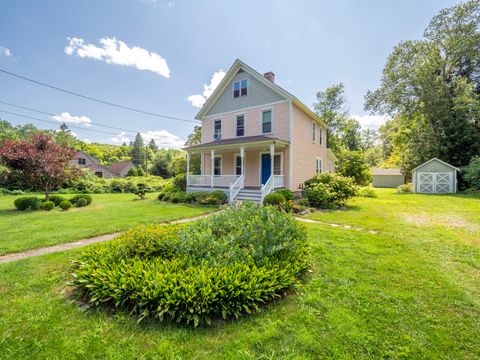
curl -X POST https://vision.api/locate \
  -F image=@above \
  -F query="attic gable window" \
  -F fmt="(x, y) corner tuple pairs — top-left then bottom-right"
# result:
(233, 79), (248, 98)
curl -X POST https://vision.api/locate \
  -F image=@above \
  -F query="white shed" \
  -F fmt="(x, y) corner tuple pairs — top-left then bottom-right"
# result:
(412, 158), (459, 194)
(371, 168), (405, 188)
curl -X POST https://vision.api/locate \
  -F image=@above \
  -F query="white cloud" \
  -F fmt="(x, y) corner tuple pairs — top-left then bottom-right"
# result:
(141, 130), (184, 149)
(51, 112), (92, 126)
(0, 47), (12, 57)
(351, 114), (389, 129)
(110, 131), (130, 144)
(188, 69), (226, 108)
(83, 138), (91, 143)
(65, 37), (170, 78)
(168, 1), (175, 8)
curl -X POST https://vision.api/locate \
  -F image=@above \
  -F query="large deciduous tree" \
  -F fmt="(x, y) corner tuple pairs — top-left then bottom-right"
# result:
(365, 0), (480, 169)
(184, 125), (201, 174)
(0, 134), (79, 200)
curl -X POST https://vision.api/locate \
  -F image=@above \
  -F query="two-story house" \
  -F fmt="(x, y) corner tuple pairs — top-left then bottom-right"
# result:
(184, 59), (337, 203)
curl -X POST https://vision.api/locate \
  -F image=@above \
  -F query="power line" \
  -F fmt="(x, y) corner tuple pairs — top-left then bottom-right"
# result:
(0, 100), (138, 134)
(0, 68), (200, 124)
(0, 109), (121, 136)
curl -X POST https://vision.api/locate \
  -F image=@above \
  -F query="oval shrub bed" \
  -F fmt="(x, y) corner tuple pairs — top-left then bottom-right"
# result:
(71, 203), (309, 326)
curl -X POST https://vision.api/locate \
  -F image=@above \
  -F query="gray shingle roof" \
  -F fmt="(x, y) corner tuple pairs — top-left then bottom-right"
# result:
(371, 168), (404, 176)
(184, 135), (288, 150)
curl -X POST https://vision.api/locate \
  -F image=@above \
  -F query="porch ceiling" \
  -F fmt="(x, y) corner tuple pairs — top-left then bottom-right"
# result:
(184, 135), (289, 153)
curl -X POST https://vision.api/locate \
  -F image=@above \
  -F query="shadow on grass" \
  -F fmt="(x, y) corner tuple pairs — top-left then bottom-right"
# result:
(0, 208), (21, 216)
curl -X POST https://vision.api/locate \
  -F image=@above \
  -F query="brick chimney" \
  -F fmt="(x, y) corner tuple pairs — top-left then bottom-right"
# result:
(263, 71), (275, 83)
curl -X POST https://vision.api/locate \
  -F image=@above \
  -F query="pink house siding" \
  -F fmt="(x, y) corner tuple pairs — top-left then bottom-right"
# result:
(202, 101), (289, 143)
(290, 104), (329, 191)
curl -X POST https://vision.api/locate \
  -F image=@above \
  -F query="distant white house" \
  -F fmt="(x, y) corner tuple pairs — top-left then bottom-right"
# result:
(412, 158), (459, 194)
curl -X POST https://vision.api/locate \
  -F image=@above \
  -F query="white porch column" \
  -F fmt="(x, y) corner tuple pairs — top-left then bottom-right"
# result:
(240, 146), (245, 176)
(270, 143), (275, 179)
(186, 151), (190, 187)
(210, 149), (215, 188)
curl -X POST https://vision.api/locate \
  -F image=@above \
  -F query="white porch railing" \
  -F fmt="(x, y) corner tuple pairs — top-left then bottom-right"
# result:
(273, 175), (285, 188)
(229, 175), (244, 203)
(187, 175), (212, 187)
(260, 175), (274, 203)
(213, 175), (240, 187)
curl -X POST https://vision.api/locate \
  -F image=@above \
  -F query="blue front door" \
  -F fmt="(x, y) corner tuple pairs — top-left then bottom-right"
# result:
(261, 154), (271, 185)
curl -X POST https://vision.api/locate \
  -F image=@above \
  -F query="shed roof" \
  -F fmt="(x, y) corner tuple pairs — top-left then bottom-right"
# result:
(371, 168), (403, 176)
(412, 158), (459, 172)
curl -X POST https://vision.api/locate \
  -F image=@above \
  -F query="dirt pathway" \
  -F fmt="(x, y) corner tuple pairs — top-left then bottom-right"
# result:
(0, 214), (211, 265)
(0, 214), (376, 265)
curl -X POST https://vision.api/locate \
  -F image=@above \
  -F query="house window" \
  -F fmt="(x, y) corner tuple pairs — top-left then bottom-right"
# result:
(214, 157), (222, 176)
(262, 110), (272, 133)
(316, 158), (322, 174)
(236, 115), (245, 137)
(95, 171), (103, 178)
(312, 122), (316, 142)
(78, 158), (86, 165)
(319, 128), (323, 145)
(235, 155), (242, 175)
(329, 161), (333, 173)
(274, 154), (282, 175)
(233, 79), (248, 98)
(214, 119), (221, 140)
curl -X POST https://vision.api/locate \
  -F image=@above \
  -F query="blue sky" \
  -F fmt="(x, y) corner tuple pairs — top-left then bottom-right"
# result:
(0, 0), (460, 147)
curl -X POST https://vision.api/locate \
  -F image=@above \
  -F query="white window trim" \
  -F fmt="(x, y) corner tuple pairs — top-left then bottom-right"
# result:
(213, 155), (222, 176)
(260, 107), (274, 134)
(232, 78), (249, 99)
(258, 151), (284, 183)
(213, 118), (222, 141)
(316, 157), (323, 174)
(312, 121), (317, 143)
(234, 113), (246, 138)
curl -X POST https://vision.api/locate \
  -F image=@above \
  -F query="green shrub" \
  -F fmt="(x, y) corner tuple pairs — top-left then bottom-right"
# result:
(76, 198), (88, 207)
(48, 195), (65, 206)
(337, 150), (372, 186)
(72, 203), (309, 326)
(200, 190), (227, 205)
(136, 167), (146, 177)
(41, 201), (55, 211)
(263, 192), (286, 206)
(70, 194), (92, 205)
(134, 182), (150, 200)
(358, 186), (377, 198)
(126, 168), (138, 177)
(14, 196), (43, 211)
(462, 156), (480, 190)
(274, 188), (294, 201)
(173, 173), (186, 191)
(302, 173), (358, 209)
(59, 200), (72, 211)
(396, 183), (412, 193)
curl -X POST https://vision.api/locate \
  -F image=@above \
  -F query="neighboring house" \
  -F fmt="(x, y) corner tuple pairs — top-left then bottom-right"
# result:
(412, 158), (458, 194)
(184, 59), (337, 203)
(72, 151), (136, 179)
(371, 168), (405, 188)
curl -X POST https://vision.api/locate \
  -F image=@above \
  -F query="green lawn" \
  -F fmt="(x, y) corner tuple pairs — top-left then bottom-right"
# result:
(0, 193), (215, 255)
(0, 189), (479, 358)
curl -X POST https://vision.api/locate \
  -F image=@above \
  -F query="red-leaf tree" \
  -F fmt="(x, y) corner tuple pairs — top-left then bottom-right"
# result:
(0, 134), (80, 200)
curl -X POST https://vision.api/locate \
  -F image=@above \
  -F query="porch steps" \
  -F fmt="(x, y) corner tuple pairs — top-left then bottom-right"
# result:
(235, 188), (262, 203)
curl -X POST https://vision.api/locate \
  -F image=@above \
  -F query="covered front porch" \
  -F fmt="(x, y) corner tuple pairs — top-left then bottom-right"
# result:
(185, 136), (289, 203)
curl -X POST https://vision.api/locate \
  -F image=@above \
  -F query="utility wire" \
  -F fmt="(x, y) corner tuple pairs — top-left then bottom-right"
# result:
(0, 100), (138, 134)
(0, 109), (121, 136)
(0, 68), (200, 124)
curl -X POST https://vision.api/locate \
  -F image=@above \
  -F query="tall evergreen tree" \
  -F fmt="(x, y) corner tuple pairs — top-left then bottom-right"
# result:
(148, 138), (158, 152)
(130, 132), (146, 167)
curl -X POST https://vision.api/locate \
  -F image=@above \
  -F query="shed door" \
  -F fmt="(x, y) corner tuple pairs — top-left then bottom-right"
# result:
(418, 172), (452, 194)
